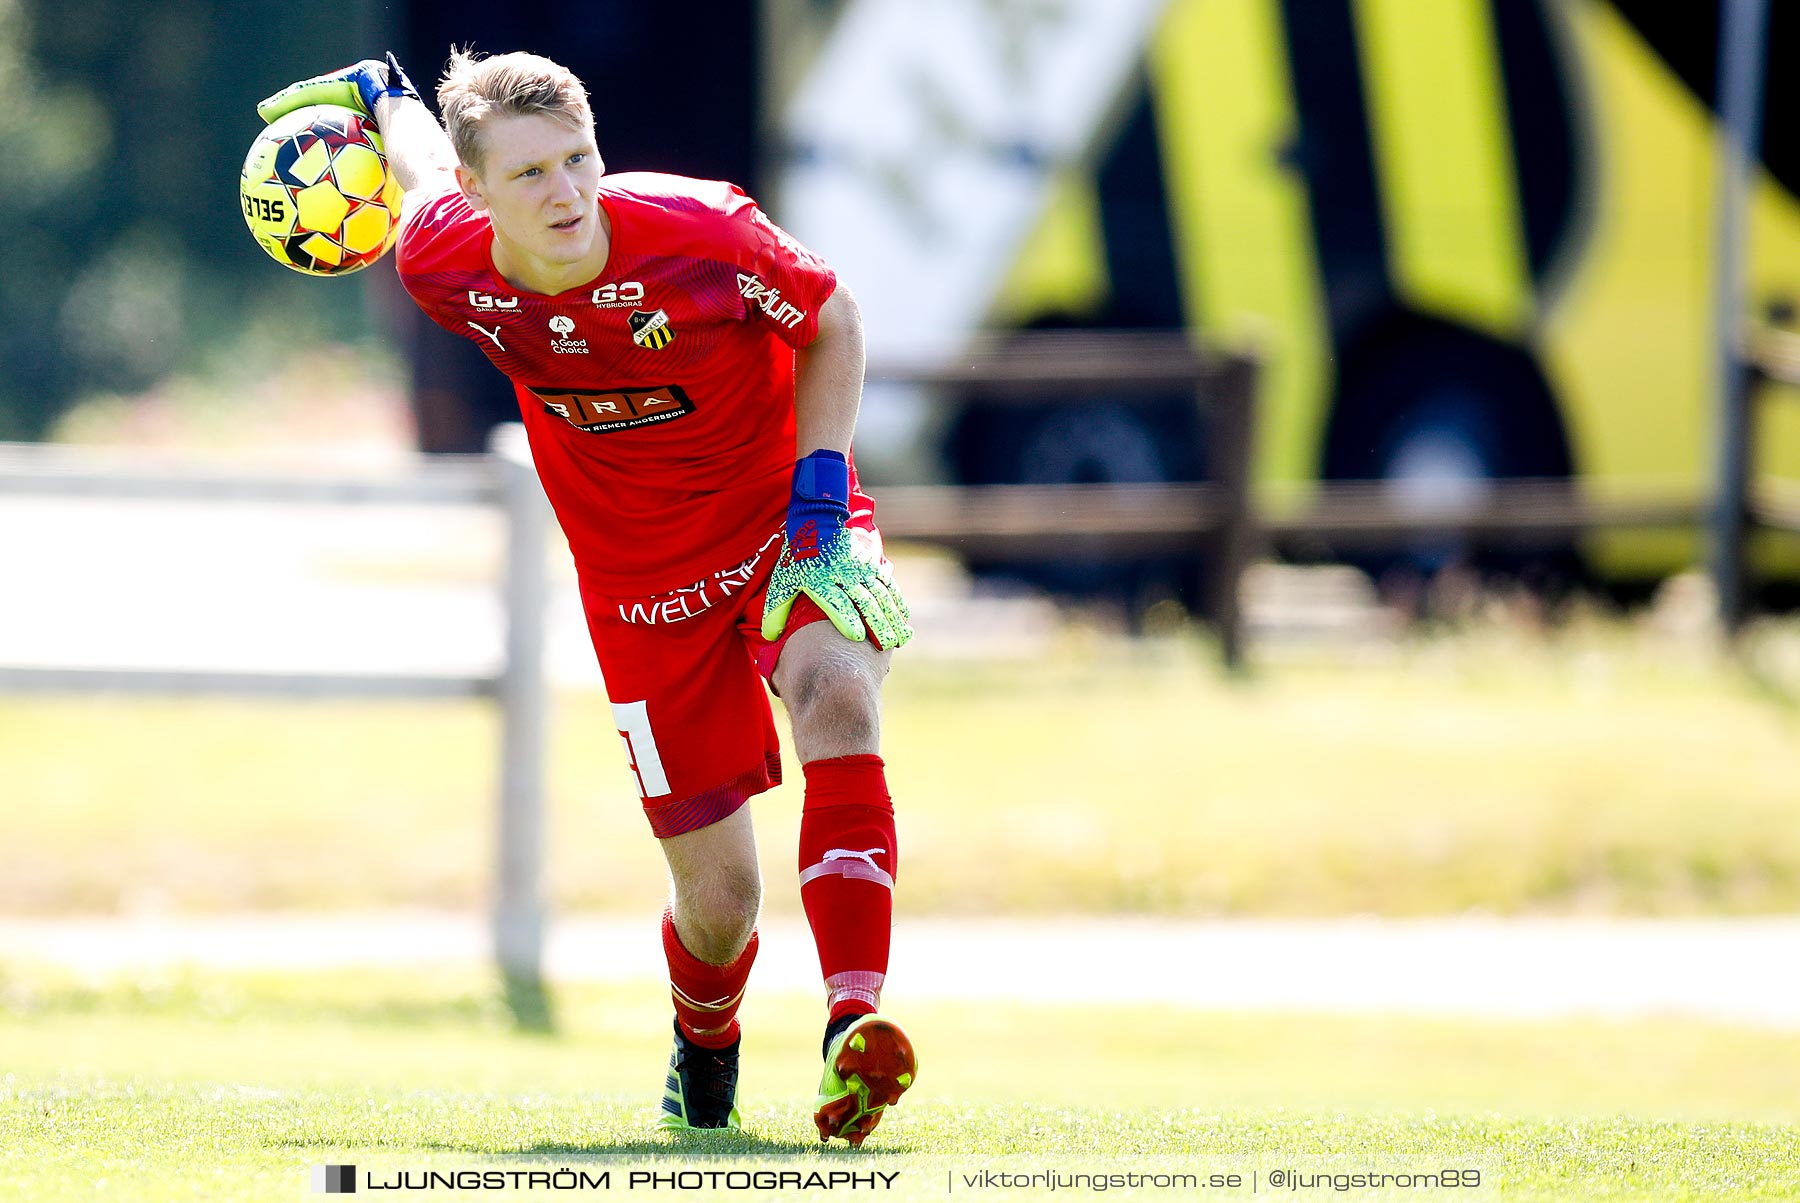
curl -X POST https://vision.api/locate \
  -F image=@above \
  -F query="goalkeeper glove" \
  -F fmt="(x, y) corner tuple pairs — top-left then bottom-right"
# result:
(256, 52), (420, 124)
(760, 449), (914, 650)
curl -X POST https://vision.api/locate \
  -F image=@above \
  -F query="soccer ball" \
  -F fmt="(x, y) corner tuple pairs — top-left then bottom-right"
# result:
(239, 104), (403, 276)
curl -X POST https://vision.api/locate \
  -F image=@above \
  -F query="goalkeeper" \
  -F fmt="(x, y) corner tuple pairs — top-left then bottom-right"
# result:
(258, 51), (916, 1145)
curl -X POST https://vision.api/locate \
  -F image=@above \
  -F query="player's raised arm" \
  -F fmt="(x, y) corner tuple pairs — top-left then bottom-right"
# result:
(372, 92), (459, 196)
(255, 54), (457, 194)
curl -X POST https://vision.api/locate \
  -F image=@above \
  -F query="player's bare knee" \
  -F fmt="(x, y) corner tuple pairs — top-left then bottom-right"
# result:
(785, 659), (882, 749)
(776, 623), (889, 695)
(779, 633), (886, 716)
(674, 865), (761, 963)
(683, 913), (756, 965)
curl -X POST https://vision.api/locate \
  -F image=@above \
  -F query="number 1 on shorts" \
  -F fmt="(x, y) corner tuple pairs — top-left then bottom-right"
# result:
(612, 699), (671, 799)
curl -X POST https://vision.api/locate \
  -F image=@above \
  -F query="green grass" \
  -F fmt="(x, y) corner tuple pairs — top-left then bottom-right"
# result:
(3, 967), (1798, 1201)
(3, 618), (1798, 916)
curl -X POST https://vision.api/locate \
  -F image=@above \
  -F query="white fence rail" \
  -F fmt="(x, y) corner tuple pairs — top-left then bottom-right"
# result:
(0, 424), (553, 986)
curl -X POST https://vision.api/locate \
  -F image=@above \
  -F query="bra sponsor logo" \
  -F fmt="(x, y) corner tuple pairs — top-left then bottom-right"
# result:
(528, 383), (695, 433)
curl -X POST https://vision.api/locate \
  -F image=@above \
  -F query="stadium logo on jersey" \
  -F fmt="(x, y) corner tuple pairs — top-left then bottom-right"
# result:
(528, 384), (695, 433)
(736, 273), (806, 329)
(629, 308), (675, 350)
(590, 281), (646, 308)
(467, 291), (519, 311)
(547, 314), (589, 355)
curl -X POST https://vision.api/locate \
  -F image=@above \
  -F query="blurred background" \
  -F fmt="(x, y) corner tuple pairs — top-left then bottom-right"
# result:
(5, 12), (1800, 1196)
(2, 0), (1799, 932)
(4, 0), (1799, 601)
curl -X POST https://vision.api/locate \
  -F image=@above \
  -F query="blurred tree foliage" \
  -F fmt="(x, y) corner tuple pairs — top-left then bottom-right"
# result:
(1, 0), (378, 438)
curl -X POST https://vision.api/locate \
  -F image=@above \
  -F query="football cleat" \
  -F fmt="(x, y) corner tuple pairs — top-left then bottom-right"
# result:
(657, 1018), (742, 1131)
(814, 1014), (916, 1146)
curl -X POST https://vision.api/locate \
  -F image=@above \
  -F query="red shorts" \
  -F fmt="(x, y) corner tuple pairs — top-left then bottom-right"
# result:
(578, 506), (890, 839)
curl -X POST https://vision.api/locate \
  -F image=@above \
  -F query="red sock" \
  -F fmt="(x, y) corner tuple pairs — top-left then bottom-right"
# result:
(661, 907), (757, 1049)
(799, 754), (896, 1022)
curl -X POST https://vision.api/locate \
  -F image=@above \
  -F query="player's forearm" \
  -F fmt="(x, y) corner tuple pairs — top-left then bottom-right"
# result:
(373, 95), (458, 194)
(794, 286), (866, 457)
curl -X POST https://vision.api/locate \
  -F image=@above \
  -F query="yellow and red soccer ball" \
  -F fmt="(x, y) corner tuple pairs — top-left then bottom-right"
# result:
(239, 104), (402, 276)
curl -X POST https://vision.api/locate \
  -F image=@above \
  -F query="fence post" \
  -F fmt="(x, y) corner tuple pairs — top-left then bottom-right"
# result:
(1707, 0), (1769, 634)
(490, 423), (549, 994)
(1205, 355), (1257, 673)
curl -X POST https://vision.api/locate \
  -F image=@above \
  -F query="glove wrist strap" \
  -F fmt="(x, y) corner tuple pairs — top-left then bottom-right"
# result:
(792, 449), (849, 505)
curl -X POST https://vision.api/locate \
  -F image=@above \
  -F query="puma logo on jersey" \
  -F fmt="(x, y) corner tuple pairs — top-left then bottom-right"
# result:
(467, 321), (505, 350)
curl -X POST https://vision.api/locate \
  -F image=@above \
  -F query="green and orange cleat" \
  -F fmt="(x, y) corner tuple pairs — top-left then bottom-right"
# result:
(814, 1014), (917, 1146)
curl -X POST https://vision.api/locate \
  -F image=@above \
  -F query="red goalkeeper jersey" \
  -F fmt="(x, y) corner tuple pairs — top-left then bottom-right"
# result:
(397, 173), (839, 595)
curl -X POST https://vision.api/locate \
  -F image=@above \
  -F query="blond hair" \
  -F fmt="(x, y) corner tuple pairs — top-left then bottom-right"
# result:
(437, 48), (593, 173)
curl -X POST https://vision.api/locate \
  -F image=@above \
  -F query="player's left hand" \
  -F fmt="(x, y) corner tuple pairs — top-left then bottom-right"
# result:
(761, 450), (913, 649)
(256, 52), (420, 124)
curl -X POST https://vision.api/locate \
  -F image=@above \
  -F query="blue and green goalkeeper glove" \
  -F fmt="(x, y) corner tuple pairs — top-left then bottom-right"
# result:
(760, 449), (914, 650)
(256, 52), (420, 124)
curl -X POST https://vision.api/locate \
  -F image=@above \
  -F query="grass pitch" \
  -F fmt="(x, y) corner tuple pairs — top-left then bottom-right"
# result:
(3, 967), (1799, 1201)
(3, 618), (1799, 918)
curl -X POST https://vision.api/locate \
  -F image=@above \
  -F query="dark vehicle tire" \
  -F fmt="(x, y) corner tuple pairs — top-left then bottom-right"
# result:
(945, 394), (1205, 614)
(1319, 318), (1582, 591)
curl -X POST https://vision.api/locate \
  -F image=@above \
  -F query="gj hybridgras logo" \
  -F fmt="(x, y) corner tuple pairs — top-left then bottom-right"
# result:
(312, 1164), (356, 1193)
